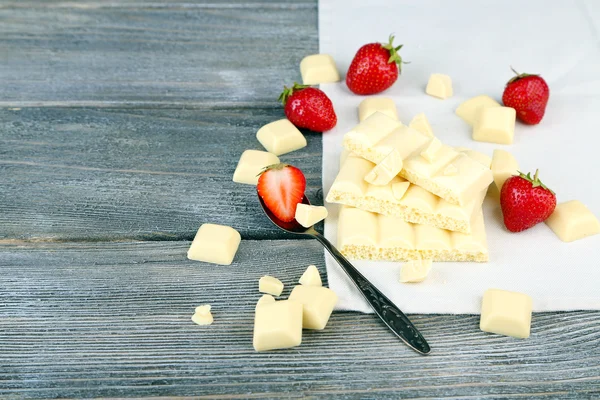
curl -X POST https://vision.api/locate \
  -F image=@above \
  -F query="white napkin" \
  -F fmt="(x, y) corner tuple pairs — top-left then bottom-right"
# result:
(319, 0), (600, 314)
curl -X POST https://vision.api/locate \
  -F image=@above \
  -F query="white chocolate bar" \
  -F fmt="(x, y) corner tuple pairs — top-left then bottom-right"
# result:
(343, 112), (493, 206)
(288, 285), (337, 330)
(456, 95), (501, 126)
(295, 204), (328, 227)
(480, 289), (532, 339)
(473, 107), (516, 145)
(491, 149), (519, 191)
(300, 54), (340, 85)
(253, 300), (303, 351)
(426, 73), (453, 99)
(409, 113), (434, 137)
(326, 153), (486, 233)
(299, 265), (322, 287)
(256, 119), (307, 156)
(187, 224), (241, 265)
(399, 259), (432, 283)
(358, 97), (398, 122)
(233, 149), (280, 185)
(337, 206), (488, 262)
(259, 275), (284, 296)
(545, 200), (600, 242)
(455, 147), (492, 168)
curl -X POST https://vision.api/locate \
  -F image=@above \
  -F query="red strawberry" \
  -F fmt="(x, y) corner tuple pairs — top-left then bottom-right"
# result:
(346, 35), (406, 95)
(500, 170), (556, 232)
(502, 68), (550, 125)
(257, 163), (306, 222)
(279, 83), (337, 132)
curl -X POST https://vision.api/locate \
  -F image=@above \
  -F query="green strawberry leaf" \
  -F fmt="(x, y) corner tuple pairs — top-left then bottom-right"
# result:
(278, 82), (311, 105)
(517, 169), (555, 194)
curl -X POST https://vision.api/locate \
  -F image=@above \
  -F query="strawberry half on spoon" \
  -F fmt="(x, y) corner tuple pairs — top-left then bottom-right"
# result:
(257, 163), (307, 222)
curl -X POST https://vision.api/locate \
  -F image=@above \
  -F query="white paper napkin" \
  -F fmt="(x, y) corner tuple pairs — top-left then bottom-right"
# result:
(319, 0), (600, 314)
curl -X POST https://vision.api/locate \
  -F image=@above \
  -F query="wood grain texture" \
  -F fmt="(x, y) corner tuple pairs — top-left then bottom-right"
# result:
(0, 1), (317, 107)
(0, 107), (323, 241)
(1, 240), (599, 399)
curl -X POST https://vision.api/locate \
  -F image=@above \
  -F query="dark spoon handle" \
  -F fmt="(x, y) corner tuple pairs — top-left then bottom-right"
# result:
(312, 232), (431, 355)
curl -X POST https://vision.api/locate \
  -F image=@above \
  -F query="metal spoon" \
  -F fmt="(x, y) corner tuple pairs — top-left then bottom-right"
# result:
(258, 194), (431, 355)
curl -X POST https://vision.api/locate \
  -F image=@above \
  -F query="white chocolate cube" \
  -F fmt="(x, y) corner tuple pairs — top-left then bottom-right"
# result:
(259, 275), (284, 296)
(364, 149), (403, 186)
(358, 97), (398, 122)
(399, 259), (432, 283)
(456, 95), (501, 126)
(192, 305), (213, 326)
(288, 285), (338, 330)
(295, 204), (328, 227)
(480, 289), (532, 339)
(256, 119), (307, 156)
(473, 107), (516, 145)
(426, 73), (453, 99)
(255, 294), (276, 310)
(545, 200), (600, 242)
(253, 300), (303, 351)
(187, 224), (241, 265)
(299, 265), (322, 287)
(420, 138), (442, 162)
(300, 54), (340, 85)
(409, 113), (434, 137)
(491, 149), (519, 191)
(233, 150), (280, 185)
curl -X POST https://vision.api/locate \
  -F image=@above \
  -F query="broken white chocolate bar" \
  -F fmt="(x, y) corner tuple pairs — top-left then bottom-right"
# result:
(343, 112), (493, 206)
(337, 206), (488, 262)
(326, 153), (486, 234)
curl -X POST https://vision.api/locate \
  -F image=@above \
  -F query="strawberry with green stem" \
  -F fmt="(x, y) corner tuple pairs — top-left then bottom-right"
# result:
(279, 83), (337, 132)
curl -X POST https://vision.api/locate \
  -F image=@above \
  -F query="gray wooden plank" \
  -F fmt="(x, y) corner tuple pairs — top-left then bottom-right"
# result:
(1, 240), (599, 399)
(0, 1), (317, 107)
(0, 107), (323, 241)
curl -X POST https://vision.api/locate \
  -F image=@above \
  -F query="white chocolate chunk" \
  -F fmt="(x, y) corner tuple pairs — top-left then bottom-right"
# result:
(473, 107), (516, 145)
(191, 305), (213, 326)
(545, 200), (600, 242)
(288, 285), (338, 330)
(364, 150), (403, 186)
(409, 113), (434, 137)
(300, 54), (340, 85)
(299, 265), (322, 287)
(426, 73), (453, 99)
(259, 276), (284, 296)
(295, 204), (328, 227)
(256, 119), (307, 156)
(399, 259), (432, 283)
(491, 149), (519, 191)
(358, 97), (398, 122)
(480, 289), (532, 339)
(456, 95), (501, 126)
(420, 138), (442, 162)
(187, 224), (241, 265)
(255, 294), (276, 310)
(233, 150), (280, 185)
(253, 300), (303, 351)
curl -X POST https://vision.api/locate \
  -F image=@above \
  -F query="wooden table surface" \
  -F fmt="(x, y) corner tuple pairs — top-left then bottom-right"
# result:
(1, 1), (599, 398)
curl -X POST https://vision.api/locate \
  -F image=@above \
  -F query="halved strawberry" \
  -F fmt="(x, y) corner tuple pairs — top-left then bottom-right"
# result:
(257, 163), (306, 222)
